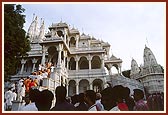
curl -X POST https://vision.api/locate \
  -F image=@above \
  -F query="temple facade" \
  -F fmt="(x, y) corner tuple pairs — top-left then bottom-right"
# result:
(10, 16), (163, 96)
(130, 45), (164, 95)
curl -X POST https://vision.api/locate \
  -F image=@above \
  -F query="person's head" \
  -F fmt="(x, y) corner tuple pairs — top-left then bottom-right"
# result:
(101, 87), (117, 111)
(112, 85), (125, 103)
(133, 89), (144, 102)
(124, 87), (131, 97)
(78, 93), (85, 103)
(96, 93), (102, 100)
(71, 94), (79, 105)
(25, 95), (30, 105)
(36, 90), (54, 111)
(29, 88), (40, 102)
(12, 89), (16, 93)
(84, 90), (96, 106)
(55, 86), (67, 102)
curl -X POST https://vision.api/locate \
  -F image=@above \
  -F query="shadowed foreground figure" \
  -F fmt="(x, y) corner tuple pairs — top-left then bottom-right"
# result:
(101, 87), (120, 111)
(133, 89), (149, 111)
(112, 85), (129, 111)
(84, 90), (98, 111)
(50, 86), (75, 111)
(35, 90), (54, 111)
(76, 93), (89, 111)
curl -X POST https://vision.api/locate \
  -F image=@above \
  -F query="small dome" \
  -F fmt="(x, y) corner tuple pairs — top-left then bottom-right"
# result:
(70, 27), (80, 34)
(52, 21), (69, 28)
(110, 55), (118, 60)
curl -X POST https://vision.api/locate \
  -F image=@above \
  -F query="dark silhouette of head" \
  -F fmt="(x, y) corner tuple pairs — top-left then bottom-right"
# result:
(101, 87), (117, 111)
(29, 88), (40, 102)
(55, 86), (67, 102)
(78, 93), (85, 103)
(113, 85), (125, 101)
(36, 89), (54, 111)
(124, 87), (131, 97)
(84, 90), (96, 107)
(71, 94), (79, 105)
(133, 89), (144, 101)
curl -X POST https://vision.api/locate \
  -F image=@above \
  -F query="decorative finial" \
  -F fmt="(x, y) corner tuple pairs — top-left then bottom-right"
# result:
(60, 17), (62, 23)
(33, 13), (35, 21)
(146, 37), (149, 47)
(82, 28), (84, 34)
(40, 18), (43, 25)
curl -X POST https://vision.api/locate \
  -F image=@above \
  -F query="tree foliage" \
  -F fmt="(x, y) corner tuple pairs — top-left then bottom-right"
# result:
(4, 4), (30, 80)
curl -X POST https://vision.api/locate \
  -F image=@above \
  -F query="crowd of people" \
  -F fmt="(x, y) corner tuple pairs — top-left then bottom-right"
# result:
(4, 62), (164, 111)
(4, 62), (55, 111)
(4, 83), (164, 111)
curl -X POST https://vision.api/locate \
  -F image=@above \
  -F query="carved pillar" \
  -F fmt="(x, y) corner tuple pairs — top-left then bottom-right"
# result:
(76, 35), (79, 49)
(109, 69), (112, 75)
(101, 54), (105, 69)
(64, 51), (67, 68)
(67, 58), (70, 70)
(32, 58), (37, 73)
(89, 83), (93, 90)
(88, 54), (92, 70)
(57, 44), (63, 68)
(41, 45), (46, 65)
(119, 64), (122, 75)
(76, 82), (79, 94)
(66, 83), (69, 97)
(67, 39), (70, 47)
(75, 55), (79, 71)
(20, 59), (26, 74)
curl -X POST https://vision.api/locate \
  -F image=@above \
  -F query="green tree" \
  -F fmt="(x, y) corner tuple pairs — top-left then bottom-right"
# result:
(4, 4), (30, 81)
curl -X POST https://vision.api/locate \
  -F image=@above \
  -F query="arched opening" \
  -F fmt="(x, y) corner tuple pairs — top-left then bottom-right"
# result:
(24, 59), (33, 74)
(93, 79), (103, 93)
(65, 57), (67, 68)
(69, 57), (76, 70)
(104, 66), (109, 75)
(79, 56), (89, 69)
(35, 59), (41, 71)
(61, 76), (63, 86)
(48, 46), (58, 66)
(68, 80), (76, 96)
(16, 61), (21, 74)
(91, 56), (101, 69)
(105, 64), (111, 75)
(57, 30), (64, 38)
(61, 51), (64, 61)
(69, 37), (76, 47)
(79, 79), (89, 93)
(111, 64), (119, 75)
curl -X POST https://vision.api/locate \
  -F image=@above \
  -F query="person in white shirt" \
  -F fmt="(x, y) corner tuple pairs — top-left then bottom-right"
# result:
(4, 88), (13, 111)
(17, 85), (25, 102)
(21, 89), (40, 111)
(50, 64), (55, 72)
(84, 90), (98, 111)
(12, 90), (17, 101)
(18, 95), (30, 111)
(96, 93), (104, 111)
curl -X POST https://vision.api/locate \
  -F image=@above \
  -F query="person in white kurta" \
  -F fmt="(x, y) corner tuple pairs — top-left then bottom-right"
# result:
(17, 85), (25, 102)
(20, 102), (38, 111)
(12, 90), (17, 101)
(4, 88), (13, 111)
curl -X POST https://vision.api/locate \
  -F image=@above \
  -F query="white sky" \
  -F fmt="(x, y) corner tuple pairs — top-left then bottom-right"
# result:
(20, 2), (165, 71)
